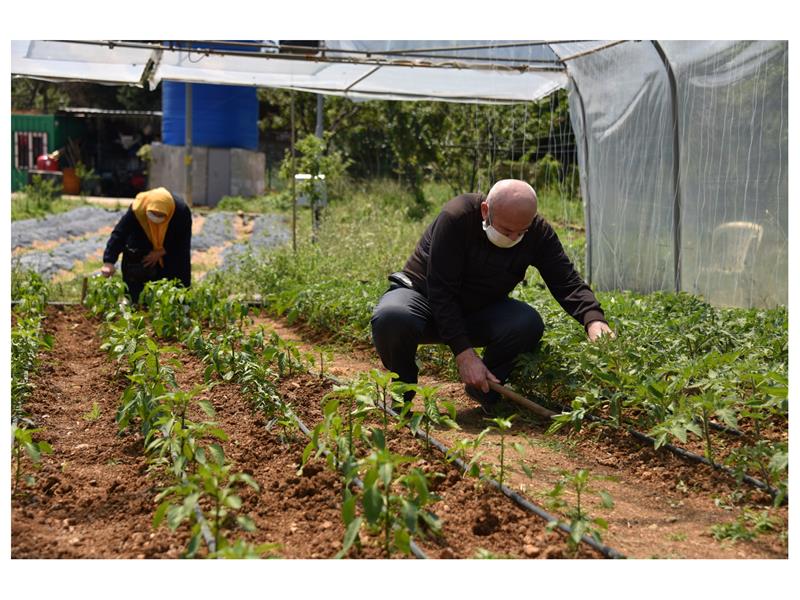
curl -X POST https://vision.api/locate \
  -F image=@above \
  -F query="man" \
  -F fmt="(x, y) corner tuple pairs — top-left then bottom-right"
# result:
(370, 179), (613, 412)
(100, 187), (192, 303)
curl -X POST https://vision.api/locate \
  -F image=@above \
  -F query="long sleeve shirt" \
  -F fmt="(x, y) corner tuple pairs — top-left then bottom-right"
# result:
(102, 193), (192, 287)
(402, 193), (606, 356)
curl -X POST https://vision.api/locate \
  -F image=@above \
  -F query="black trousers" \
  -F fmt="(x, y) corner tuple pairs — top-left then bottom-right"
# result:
(370, 286), (545, 388)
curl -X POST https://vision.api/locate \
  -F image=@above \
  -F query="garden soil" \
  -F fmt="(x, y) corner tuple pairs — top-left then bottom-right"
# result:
(249, 313), (788, 559)
(12, 306), (593, 559)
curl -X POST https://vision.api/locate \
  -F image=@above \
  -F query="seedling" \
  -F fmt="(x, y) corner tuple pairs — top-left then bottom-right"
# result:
(445, 430), (490, 479)
(545, 468), (614, 556)
(357, 428), (441, 557)
(12, 423), (52, 493)
(487, 416), (512, 486)
(153, 443), (261, 557)
(403, 384), (459, 455)
(368, 369), (398, 434)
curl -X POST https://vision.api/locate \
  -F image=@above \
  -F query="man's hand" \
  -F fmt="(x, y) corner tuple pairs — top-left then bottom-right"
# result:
(100, 262), (116, 278)
(587, 320), (615, 342)
(455, 348), (499, 393)
(142, 248), (166, 267)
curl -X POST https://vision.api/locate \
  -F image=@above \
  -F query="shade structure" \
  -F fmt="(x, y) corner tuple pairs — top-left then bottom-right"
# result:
(10, 39), (788, 308)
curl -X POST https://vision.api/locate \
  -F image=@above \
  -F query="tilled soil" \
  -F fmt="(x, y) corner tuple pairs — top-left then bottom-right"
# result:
(11, 306), (186, 558)
(12, 306), (596, 559)
(250, 313), (789, 559)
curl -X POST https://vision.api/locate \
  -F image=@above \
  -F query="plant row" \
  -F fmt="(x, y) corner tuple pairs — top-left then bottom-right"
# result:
(84, 276), (278, 558)
(11, 272), (54, 494)
(90, 275), (615, 558)
(511, 291), (788, 505)
(211, 191), (788, 506)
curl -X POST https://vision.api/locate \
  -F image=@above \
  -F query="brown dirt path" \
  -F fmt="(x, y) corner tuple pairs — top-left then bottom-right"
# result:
(11, 306), (185, 558)
(249, 312), (788, 559)
(12, 306), (589, 559)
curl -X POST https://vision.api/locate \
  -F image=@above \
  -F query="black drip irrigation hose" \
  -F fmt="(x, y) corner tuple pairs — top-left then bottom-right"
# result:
(522, 388), (782, 501)
(289, 408), (428, 560)
(323, 374), (625, 559)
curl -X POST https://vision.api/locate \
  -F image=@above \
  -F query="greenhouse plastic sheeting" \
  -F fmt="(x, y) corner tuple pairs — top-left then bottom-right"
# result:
(665, 41), (788, 308)
(11, 40), (568, 104)
(563, 40), (787, 308)
(11, 40), (153, 84)
(560, 41), (676, 295)
(11, 39), (788, 308)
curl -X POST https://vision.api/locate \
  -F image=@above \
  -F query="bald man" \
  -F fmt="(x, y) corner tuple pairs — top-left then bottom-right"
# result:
(370, 179), (613, 412)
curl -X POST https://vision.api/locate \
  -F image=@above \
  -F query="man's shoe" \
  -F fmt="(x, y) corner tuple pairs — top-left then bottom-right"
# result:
(464, 385), (502, 415)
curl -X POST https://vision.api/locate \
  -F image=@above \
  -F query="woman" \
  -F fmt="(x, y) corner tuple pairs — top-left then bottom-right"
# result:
(101, 187), (192, 303)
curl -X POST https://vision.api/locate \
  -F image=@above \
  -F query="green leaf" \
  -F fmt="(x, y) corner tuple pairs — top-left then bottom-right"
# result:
(769, 451), (788, 473)
(400, 499), (418, 532)
(363, 484), (383, 524)
(394, 528), (411, 554)
(23, 442), (41, 463)
(336, 517), (362, 559)
(342, 492), (357, 525)
(570, 519), (587, 545)
(598, 490), (615, 509)
(379, 462), (393, 487)
(197, 400), (216, 417)
(226, 494), (243, 510)
(152, 500), (171, 528)
(206, 427), (229, 442)
(236, 514), (256, 532)
(238, 473), (260, 491)
(714, 407), (738, 429)
(371, 428), (386, 450)
(207, 443), (225, 466)
(186, 533), (201, 558)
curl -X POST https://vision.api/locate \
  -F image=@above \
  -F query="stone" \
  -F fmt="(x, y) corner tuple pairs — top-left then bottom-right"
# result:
(524, 544), (540, 557)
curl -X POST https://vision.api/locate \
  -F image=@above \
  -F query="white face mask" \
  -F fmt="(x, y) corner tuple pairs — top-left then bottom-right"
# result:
(482, 217), (524, 248)
(146, 210), (166, 224)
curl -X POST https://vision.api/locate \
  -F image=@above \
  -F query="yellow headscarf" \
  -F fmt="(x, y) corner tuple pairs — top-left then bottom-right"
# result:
(132, 187), (175, 266)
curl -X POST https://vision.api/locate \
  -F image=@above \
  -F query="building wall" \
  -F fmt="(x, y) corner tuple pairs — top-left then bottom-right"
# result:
(149, 142), (264, 207)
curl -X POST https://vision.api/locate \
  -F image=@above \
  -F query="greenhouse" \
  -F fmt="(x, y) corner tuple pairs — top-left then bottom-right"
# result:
(12, 40), (788, 307)
(9, 39), (790, 568)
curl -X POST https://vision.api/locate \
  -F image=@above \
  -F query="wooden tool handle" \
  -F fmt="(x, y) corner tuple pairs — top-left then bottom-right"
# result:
(488, 381), (557, 419)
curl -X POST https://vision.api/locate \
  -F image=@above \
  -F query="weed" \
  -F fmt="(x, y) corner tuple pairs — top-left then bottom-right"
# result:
(83, 402), (102, 421)
(711, 509), (778, 544)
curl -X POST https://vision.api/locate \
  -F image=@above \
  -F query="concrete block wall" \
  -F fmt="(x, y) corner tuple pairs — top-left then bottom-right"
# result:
(149, 143), (265, 207)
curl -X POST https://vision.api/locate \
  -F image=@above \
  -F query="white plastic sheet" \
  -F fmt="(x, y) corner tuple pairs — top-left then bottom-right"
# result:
(10, 39), (788, 307)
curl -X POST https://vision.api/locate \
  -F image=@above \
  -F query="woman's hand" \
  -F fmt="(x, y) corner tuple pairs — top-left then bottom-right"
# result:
(100, 263), (116, 277)
(142, 248), (166, 267)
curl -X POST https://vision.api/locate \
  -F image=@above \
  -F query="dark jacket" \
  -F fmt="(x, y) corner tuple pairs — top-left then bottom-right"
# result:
(102, 193), (192, 288)
(403, 193), (606, 356)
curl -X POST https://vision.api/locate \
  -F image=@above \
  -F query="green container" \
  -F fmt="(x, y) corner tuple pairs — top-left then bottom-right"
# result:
(10, 113), (85, 192)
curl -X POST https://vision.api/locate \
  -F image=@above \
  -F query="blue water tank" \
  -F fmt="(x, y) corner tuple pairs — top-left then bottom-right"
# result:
(162, 81), (258, 150)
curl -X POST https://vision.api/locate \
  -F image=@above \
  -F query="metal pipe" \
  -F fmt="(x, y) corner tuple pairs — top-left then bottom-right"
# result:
(651, 41), (683, 293)
(290, 91), (296, 253)
(559, 40), (629, 63)
(184, 82), (193, 207)
(52, 40), (567, 72)
(568, 74), (593, 284)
